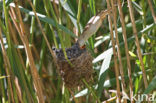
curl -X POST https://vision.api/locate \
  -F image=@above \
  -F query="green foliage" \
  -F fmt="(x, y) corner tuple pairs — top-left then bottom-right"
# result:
(0, 0), (156, 102)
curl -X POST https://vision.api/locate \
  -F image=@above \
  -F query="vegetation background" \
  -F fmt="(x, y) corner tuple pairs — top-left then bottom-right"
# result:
(0, 0), (156, 103)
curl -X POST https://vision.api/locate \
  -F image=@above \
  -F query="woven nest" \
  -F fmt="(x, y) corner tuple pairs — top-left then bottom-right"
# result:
(53, 43), (93, 88)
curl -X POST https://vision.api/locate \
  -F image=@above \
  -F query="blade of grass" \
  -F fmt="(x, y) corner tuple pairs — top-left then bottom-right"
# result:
(83, 79), (101, 103)
(2, 1), (15, 102)
(93, 23), (156, 64)
(46, 0), (71, 64)
(77, 0), (82, 34)
(0, 75), (9, 79)
(8, 10), (26, 70)
(74, 69), (152, 98)
(132, 1), (143, 15)
(60, 0), (83, 32)
(0, 0), (12, 9)
(94, 16), (154, 48)
(43, 0), (59, 48)
(29, 0), (36, 44)
(9, 3), (77, 38)
(97, 51), (113, 97)
(88, 0), (96, 49)
(65, 13), (72, 47)
(0, 62), (7, 103)
(13, 0), (45, 102)
(144, 76), (156, 94)
(39, 24), (47, 75)
(136, 76), (156, 103)
(9, 7), (38, 103)
(0, 27), (14, 103)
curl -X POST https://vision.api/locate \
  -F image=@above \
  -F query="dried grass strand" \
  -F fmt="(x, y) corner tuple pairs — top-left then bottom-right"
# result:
(26, 0), (56, 63)
(110, 0), (127, 102)
(117, 0), (134, 102)
(13, 0), (45, 102)
(9, 8), (26, 71)
(0, 28), (15, 103)
(106, 0), (121, 102)
(147, 0), (156, 23)
(14, 77), (23, 103)
(127, 0), (148, 89)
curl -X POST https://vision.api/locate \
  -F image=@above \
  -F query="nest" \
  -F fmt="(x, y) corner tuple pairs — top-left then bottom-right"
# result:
(53, 43), (93, 88)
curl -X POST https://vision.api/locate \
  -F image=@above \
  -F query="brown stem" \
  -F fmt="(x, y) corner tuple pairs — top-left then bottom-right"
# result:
(13, 0), (45, 102)
(26, 0), (57, 62)
(147, 0), (156, 23)
(110, 0), (127, 102)
(14, 77), (23, 103)
(127, 0), (148, 89)
(106, 0), (121, 102)
(0, 28), (15, 103)
(9, 8), (26, 70)
(117, 0), (134, 102)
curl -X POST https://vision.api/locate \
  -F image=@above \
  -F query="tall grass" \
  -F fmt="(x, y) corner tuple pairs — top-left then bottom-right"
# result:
(0, 0), (156, 103)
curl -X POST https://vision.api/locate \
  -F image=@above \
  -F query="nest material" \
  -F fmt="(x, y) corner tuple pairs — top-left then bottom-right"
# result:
(53, 43), (93, 88)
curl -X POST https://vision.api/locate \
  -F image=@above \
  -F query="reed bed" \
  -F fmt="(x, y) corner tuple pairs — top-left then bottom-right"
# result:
(0, 0), (156, 102)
